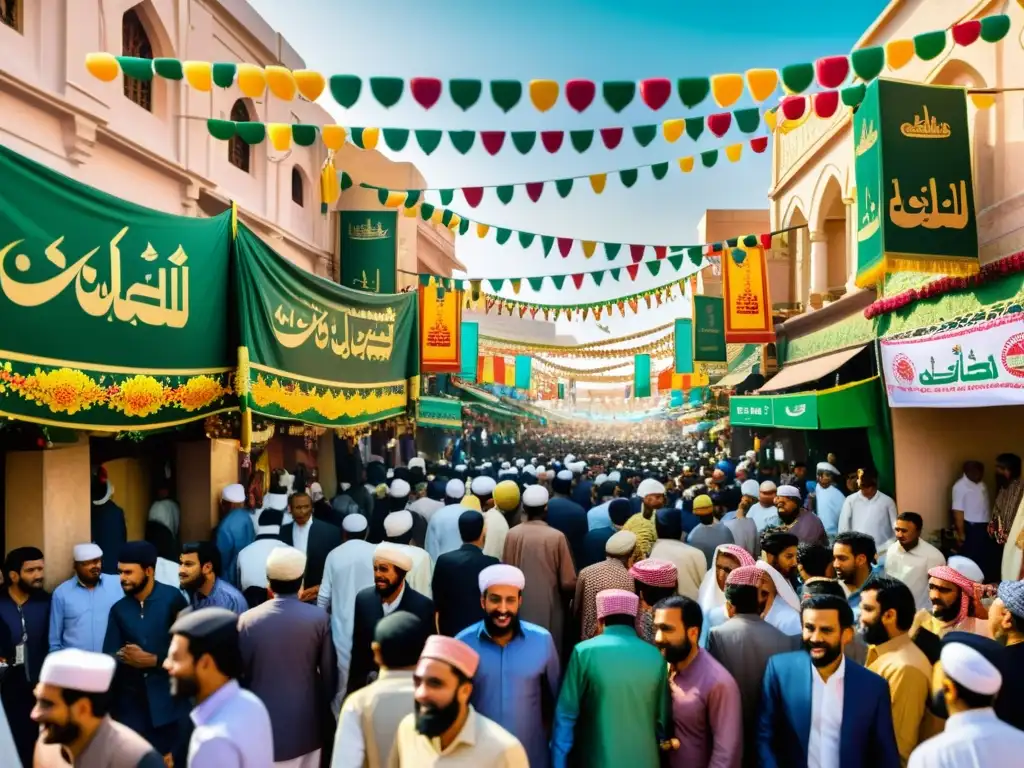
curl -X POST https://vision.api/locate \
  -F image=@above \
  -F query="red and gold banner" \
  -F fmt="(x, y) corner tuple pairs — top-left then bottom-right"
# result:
(419, 285), (463, 373)
(722, 244), (775, 343)
(657, 367), (710, 391)
(476, 355), (517, 386)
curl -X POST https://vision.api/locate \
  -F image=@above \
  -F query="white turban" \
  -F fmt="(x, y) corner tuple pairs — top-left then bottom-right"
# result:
(478, 564), (525, 592)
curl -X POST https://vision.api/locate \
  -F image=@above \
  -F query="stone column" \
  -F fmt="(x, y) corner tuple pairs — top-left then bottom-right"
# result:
(808, 230), (829, 309)
(176, 440), (240, 542)
(5, 443), (91, 589)
(844, 194), (859, 292)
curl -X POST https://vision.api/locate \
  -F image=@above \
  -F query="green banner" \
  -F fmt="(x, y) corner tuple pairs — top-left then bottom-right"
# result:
(730, 392), (819, 429)
(693, 295), (727, 362)
(634, 354), (651, 398)
(416, 396), (462, 429)
(674, 318), (694, 374)
(558, 382), (565, 400)
(854, 79), (977, 286)
(235, 225), (418, 427)
(0, 146), (234, 430)
(459, 322), (478, 383)
(730, 396), (775, 427)
(514, 355), (532, 390)
(339, 211), (397, 294)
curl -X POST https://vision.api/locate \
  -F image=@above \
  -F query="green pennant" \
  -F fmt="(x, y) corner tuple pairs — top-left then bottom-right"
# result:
(350, 127), (368, 148)
(450, 79), (482, 110)
(153, 58), (182, 80)
(207, 119), (236, 141)
(685, 117), (704, 142)
(488, 278), (505, 292)
(235, 122), (266, 145)
(415, 130), (443, 155)
(518, 231), (536, 248)
(743, 234), (759, 247)
(980, 14), (1011, 43)
(850, 47), (884, 82)
(780, 63), (814, 94)
(677, 77), (710, 108)
(646, 261), (662, 277)
(449, 131), (475, 155)
(329, 74), (362, 108)
(570, 130), (594, 153)
(651, 162), (669, 180)
(419, 202), (435, 220)
(340, 171), (353, 191)
(609, 268), (621, 281)
(511, 131), (536, 154)
(555, 178), (574, 198)
(541, 236), (555, 256)
(382, 128), (409, 151)
(291, 124), (317, 146)
(527, 276), (545, 291)
(841, 84), (867, 108)
(734, 107), (761, 134)
(551, 275), (566, 290)
(403, 190), (421, 207)
(726, 237), (738, 248)
(668, 253), (684, 270)
(458, 219), (470, 235)
(117, 56), (154, 81)
(700, 150), (719, 168)
(604, 243), (621, 260)
(496, 186), (514, 204)
(418, 275), (431, 287)
(439, 189), (454, 206)
(632, 124), (657, 147)
(495, 228), (512, 244)
(687, 246), (703, 266)
(212, 62), (236, 88)
(369, 77), (403, 107)
(619, 168), (639, 188)
(490, 80), (522, 112)
(913, 30), (946, 61)
(603, 81), (636, 112)
(376, 188), (389, 206)
(591, 271), (605, 287)
(441, 209), (454, 226)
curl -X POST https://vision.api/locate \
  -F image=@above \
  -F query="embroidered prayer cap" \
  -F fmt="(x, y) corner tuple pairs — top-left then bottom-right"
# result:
(420, 635), (479, 678)
(389, 479), (411, 499)
(816, 462), (839, 475)
(692, 494), (714, 514)
(493, 481), (521, 512)
(73, 543), (103, 563)
(222, 483), (246, 503)
(726, 565), (763, 587)
(998, 580), (1024, 619)
(342, 514), (368, 533)
(776, 485), (801, 500)
(374, 544), (413, 572)
(478, 564), (525, 593)
(522, 485), (550, 508)
(759, 480), (777, 492)
(383, 511), (414, 537)
(719, 544), (757, 567)
(929, 559), (981, 623)
(445, 479), (466, 499)
(605, 530), (637, 556)
(596, 588), (640, 619)
(40, 649), (116, 693)
(637, 478), (666, 497)
(471, 476), (496, 496)
(118, 541), (157, 568)
(266, 547), (306, 581)
(629, 558), (677, 588)
(740, 480), (760, 497)
(940, 631), (1004, 696)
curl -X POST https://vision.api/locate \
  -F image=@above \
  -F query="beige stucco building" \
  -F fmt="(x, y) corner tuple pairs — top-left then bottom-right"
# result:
(0, 0), (460, 584)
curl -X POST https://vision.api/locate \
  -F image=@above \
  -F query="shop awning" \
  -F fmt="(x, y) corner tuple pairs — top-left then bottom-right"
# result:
(713, 344), (761, 389)
(730, 377), (880, 430)
(415, 396), (463, 429)
(758, 345), (868, 393)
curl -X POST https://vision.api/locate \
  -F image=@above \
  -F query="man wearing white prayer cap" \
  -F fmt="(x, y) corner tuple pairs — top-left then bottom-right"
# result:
(747, 480), (781, 533)
(382, 510), (433, 599)
(908, 632), (1024, 766)
(30, 648), (163, 767)
(471, 475), (497, 508)
(407, 457), (426, 472)
(622, 478), (666, 561)
(238, 546), (337, 767)
(214, 482), (255, 589)
(425, 478), (473, 562)
(49, 543), (124, 653)
(813, 461), (846, 537)
(235, 509), (294, 610)
(455, 564), (560, 768)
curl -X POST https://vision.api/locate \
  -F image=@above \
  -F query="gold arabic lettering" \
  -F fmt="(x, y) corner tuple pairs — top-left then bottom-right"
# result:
(899, 105), (951, 139)
(272, 300), (395, 361)
(888, 178), (970, 231)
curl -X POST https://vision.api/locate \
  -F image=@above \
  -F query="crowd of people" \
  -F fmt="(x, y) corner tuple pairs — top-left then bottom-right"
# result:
(1, 430), (1023, 767)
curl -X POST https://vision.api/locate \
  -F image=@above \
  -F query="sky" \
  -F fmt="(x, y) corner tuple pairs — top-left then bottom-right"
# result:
(246, 0), (890, 372)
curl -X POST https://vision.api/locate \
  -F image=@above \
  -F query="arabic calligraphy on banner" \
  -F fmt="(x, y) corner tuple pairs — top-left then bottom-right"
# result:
(880, 314), (1024, 408)
(235, 224), (419, 427)
(339, 211), (397, 294)
(0, 145), (234, 429)
(722, 245), (775, 344)
(419, 284), (462, 373)
(854, 79), (978, 288)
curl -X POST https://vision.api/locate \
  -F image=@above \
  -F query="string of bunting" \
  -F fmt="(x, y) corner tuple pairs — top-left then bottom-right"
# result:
(482, 332), (674, 360)
(83, 14), (1009, 111)
(531, 343), (674, 371)
(481, 322), (673, 351)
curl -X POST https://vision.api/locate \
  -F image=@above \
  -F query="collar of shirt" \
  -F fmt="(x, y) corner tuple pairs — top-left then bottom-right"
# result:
(601, 624), (636, 639)
(378, 669), (415, 683)
(865, 632), (912, 665)
(944, 707), (999, 732)
(429, 705), (480, 755)
(813, 654), (846, 685)
(476, 620), (525, 644)
(192, 679), (241, 726)
(382, 583), (406, 616)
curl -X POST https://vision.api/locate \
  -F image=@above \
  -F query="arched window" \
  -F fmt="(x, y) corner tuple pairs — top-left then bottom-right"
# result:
(291, 167), (304, 206)
(122, 9), (153, 110)
(228, 100), (251, 173)
(1, 0), (23, 33)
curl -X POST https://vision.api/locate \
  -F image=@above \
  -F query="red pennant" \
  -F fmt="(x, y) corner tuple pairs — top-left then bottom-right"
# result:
(627, 264), (640, 281)
(750, 136), (769, 154)
(780, 95), (806, 121)
(529, 307), (538, 319)
(644, 295), (652, 309)
(600, 127), (623, 149)
(518, 306), (527, 318)
(617, 301), (625, 317)
(813, 91), (839, 119)
(640, 78), (672, 110)
(541, 131), (564, 153)
(654, 245), (667, 260)
(557, 237), (574, 257)
(565, 79), (596, 112)
(462, 187), (484, 208)
(707, 112), (732, 138)
(630, 244), (645, 263)
(760, 232), (773, 250)
(814, 56), (849, 89)
(655, 292), (663, 306)
(526, 182), (544, 202)
(410, 77), (442, 109)
(952, 20), (981, 47)
(480, 131), (506, 155)
(571, 273), (585, 289)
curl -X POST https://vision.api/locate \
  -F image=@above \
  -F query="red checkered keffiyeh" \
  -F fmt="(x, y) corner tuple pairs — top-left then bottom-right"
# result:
(720, 544), (756, 568)
(726, 565), (763, 587)
(596, 588), (639, 619)
(929, 565), (977, 623)
(629, 558), (678, 588)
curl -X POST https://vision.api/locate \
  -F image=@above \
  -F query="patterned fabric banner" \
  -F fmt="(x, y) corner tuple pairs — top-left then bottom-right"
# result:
(722, 244), (775, 343)
(419, 284), (462, 373)
(339, 211), (397, 294)
(674, 318), (694, 374)
(634, 354), (651, 398)
(515, 355), (532, 390)
(854, 79), (978, 287)
(459, 321), (479, 382)
(692, 295), (727, 362)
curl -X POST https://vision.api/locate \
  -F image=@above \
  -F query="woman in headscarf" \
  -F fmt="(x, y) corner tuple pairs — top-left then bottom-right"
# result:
(755, 559), (802, 636)
(697, 543), (757, 646)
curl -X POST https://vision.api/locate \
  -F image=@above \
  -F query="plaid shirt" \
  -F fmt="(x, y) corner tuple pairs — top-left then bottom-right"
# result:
(574, 558), (635, 641)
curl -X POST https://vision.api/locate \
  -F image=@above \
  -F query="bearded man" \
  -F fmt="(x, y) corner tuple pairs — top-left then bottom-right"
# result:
(910, 556), (987, 665)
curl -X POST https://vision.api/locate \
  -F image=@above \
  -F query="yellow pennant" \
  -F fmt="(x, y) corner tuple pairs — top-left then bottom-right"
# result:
(970, 93), (996, 109)
(266, 123), (292, 151)
(403, 205), (419, 218)
(725, 143), (743, 163)
(265, 65), (297, 100)
(589, 173), (607, 194)
(662, 119), (685, 143)
(530, 79), (560, 112)
(321, 125), (347, 150)
(294, 70), (326, 101)
(885, 39), (915, 70)
(183, 61), (212, 92)
(85, 52), (119, 82)
(384, 191), (407, 208)
(763, 109), (778, 133)
(320, 157), (339, 207)
(360, 127), (380, 150)
(744, 69), (778, 103)
(431, 209), (444, 225)
(449, 214), (461, 230)
(476, 223), (490, 238)
(710, 73), (744, 108)
(582, 241), (597, 258)
(236, 64), (266, 98)
(510, 279), (522, 295)
(679, 156), (695, 173)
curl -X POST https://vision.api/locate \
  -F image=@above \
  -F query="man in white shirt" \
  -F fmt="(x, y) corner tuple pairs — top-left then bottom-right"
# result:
(237, 510), (296, 609)
(424, 479), (470, 561)
(811, 462), (846, 538)
(381, 511), (433, 599)
(885, 511), (946, 612)
(838, 472), (898, 563)
(748, 481), (781, 533)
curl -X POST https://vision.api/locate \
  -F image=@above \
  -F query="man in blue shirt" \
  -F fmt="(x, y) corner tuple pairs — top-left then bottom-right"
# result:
(179, 541), (248, 615)
(457, 564), (561, 768)
(214, 483), (255, 588)
(49, 543), (124, 653)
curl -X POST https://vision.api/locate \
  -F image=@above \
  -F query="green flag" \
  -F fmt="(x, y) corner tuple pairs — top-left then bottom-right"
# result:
(674, 318), (694, 374)
(339, 211), (397, 293)
(514, 355), (532, 390)
(634, 354), (651, 398)
(460, 322), (479, 383)
(693, 295), (727, 362)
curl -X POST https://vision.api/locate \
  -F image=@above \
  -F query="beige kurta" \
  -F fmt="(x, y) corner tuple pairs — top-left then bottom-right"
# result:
(649, 539), (707, 601)
(388, 706), (527, 767)
(335, 669), (416, 768)
(502, 520), (577, 651)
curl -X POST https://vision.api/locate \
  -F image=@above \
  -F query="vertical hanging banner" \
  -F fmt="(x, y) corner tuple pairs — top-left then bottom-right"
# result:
(478, 355), (494, 384)
(514, 355), (532, 390)
(418, 284), (462, 373)
(674, 318), (694, 374)
(634, 354), (652, 399)
(854, 79), (978, 288)
(558, 382), (565, 400)
(459, 321), (479, 382)
(692, 295), (727, 362)
(339, 210), (397, 294)
(722, 245), (776, 344)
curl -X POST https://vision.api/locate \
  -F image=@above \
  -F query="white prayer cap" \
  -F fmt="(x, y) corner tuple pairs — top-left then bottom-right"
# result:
(741, 480), (760, 497)
(40, 649), (116, 693)
(408, 457), (426, 471)
(222, 483), (246, 503)
(595, 474), (608, 486)
(745, 450), (757, 460)
(816, 462), (839, 475)
(556, 469), (573, 482)
(515, 459), (526, 468)
(776, 485), (801, 500)
(608, 471), (621, 483)
(605, 530), (637, 556)
(948, 555), (985, 584)
(570, 462), (586, 474)
(564, 454), (576, 465)
(523, 465), (538, 476)
(522, 485), (550, 507)
(445, 479), (466, 499)
(501, 461), (511, 470)
(478, 564), (526, 593)
(530, 457), (537, 465)
(374, 544), (413, 572)
(472, 476), (496, 496)
(266, 547), (306, 581)
(454, 464), (468, 472)
(940, 640), (1002, 696)
(73, 543), (103, 563)
(637, 478), (666, 497)
(536, 465), (546, 475)
(342, 514), (368, 533)
(386, 469), (395, 479)
(384, 510), (414, 537)
(309, 482), (324, 502)
(389, 479), (411, 499)
(759, 480), (777, 492)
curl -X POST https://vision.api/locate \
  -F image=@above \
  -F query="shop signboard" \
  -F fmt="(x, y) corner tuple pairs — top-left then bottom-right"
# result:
(880, 313), (1024, 407)
(730, 393), (818, 429)
(730, 396), (774, 427)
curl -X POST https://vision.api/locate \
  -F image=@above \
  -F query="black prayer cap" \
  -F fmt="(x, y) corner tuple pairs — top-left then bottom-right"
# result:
(170, 607), (239, 640)
(119, 541), (157, 568)
(374, 612), (429, 668)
